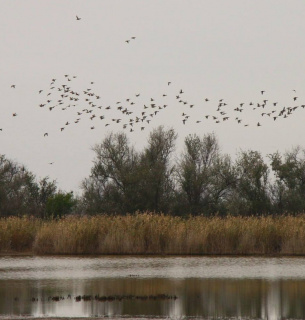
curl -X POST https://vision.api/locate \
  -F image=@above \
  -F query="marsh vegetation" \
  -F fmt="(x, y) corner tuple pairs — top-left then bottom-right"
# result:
(2, 127), (305, 255)
(1, 213), (305, 255)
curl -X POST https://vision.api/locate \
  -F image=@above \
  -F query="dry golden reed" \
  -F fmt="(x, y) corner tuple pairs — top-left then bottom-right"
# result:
(0, 216), (42, 252)
(1, 213), (305, 255)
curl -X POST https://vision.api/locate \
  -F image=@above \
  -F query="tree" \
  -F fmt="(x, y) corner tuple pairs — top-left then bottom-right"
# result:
(0, 155), (37, 216)
(0, 155), (58, 217)
(46, 192), (76, 218)
(138, 126), (177, 212)
(227, 150), (271, 215)
(176, 133), (235, 215)
(82, 127), (177, 214)
(207, 154), (237, 214)
(82, 132), (140, 214)
(269, 147), (305, 213)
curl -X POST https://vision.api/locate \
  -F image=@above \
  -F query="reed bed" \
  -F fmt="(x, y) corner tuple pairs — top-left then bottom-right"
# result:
(1, 213), (305, 255)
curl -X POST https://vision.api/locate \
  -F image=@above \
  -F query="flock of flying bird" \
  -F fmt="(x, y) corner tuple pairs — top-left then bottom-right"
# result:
(33, 74), (304, 137)
(6, 14), (305, 139)
(7, 75), (304, 139)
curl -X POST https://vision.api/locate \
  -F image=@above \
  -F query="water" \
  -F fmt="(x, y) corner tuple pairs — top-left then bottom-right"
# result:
(1, 256), (305, 319)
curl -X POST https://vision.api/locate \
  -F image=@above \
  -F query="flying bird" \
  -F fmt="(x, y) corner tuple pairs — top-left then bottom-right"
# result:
(76, 15), (81, 20)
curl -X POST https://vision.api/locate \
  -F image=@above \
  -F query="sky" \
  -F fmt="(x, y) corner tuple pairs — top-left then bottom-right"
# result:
(1, 0), (305, 194)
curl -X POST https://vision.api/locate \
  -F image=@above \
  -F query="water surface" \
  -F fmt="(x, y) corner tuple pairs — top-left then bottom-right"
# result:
(1, 256), (305, 319)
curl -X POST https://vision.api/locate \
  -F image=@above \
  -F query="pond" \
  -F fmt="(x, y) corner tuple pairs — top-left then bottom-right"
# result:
(1, 256), (305, 319)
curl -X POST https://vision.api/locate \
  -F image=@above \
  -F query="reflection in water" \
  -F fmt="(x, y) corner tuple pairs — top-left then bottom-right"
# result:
(2, 278), (305, 319)
(1, 256), (305, 319)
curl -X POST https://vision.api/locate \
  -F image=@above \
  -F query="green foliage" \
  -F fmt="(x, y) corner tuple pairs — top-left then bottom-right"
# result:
(45, 192), (76, 219)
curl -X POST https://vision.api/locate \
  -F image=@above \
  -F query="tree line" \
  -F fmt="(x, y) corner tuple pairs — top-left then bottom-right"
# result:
(1, 126), (305, 217)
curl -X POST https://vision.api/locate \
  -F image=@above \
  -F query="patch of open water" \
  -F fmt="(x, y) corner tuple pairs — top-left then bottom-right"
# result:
(1, 256), (305, 319)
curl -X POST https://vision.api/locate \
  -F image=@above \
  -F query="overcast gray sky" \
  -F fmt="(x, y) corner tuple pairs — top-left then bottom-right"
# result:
(1, 0), (305, 193)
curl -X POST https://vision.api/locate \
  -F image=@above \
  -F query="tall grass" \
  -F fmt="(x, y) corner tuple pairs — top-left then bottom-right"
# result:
(0, 216), (42, 252)
(1, 213), (305, 255)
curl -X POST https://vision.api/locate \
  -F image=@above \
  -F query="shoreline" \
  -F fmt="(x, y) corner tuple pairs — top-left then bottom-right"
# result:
(1, 318), (167, 320)
(0, 318), (168, 320)
(2, 251), (305, 257)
